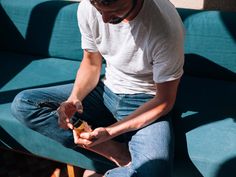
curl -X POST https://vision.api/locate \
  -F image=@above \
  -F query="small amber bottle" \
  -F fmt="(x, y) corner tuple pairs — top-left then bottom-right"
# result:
(73, 119), (92, 134)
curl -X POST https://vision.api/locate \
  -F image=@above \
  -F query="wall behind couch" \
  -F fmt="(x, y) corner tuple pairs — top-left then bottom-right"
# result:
(170, 0), (236, 11)
(70, 0), (236, 11)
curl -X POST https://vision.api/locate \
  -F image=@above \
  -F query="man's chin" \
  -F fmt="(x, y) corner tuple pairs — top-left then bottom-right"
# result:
(109, 18), (123, 24)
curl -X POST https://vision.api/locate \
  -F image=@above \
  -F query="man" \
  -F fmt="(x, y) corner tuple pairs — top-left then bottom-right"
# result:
(11, 0), (184, 176)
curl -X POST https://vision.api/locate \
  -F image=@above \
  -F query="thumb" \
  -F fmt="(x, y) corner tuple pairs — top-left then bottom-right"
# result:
(75, 101), (83, 113)
(80, 132), (91, 139)
(80, 132), (98, 141)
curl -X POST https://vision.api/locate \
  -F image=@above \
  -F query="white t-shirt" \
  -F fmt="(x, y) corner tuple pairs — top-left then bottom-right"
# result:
(77, 0), (184, 95)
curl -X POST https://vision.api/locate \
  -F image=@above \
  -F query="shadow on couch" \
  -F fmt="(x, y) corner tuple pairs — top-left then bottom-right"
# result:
(220, 12), (236, 42)
(24, 1), (78, 56)
(0, 0), (79, 103)
(173, 53), (236, 176)
(216, 157), (236, 177)
(0, 4), (28, 89)
(0, 126), (29, 152)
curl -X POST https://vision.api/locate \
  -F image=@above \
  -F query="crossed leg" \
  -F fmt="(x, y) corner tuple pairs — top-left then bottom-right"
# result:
(11, 83), (131, 176)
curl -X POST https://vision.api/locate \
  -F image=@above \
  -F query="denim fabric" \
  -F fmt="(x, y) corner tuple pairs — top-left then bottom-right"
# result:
(11, 81), (174, 177)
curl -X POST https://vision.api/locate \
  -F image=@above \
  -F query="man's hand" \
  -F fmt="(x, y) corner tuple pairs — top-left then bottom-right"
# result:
(57, 100), (83, 130)
(73, 127), (112, 148)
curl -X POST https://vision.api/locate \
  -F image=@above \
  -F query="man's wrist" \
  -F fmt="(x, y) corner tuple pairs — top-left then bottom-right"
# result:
(106, 127), (117, 138)
(67, 95), (81, 103)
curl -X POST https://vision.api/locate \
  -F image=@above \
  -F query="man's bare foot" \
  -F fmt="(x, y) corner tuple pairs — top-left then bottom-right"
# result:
(83, 169), (103, 177)
(106, 142), (131, 167)
(87, 140), (131, 167)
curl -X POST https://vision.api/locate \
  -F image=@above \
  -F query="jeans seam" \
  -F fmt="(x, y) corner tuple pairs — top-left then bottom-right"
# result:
(114, 94), (126, 120)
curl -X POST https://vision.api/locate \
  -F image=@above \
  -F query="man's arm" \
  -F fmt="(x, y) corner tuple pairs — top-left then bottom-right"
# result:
(108, 78), (180, 134)
(68, 50), (103, 102)
(57, 50), (102, 129)
(78, 78), (181, 147)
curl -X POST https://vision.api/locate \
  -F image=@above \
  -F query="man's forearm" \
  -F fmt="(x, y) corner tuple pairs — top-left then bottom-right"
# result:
(69, 64), (100, 101)
(107, 79), (180, 138)
(107, 97), (173, 137)
(68, 51), (102, 102)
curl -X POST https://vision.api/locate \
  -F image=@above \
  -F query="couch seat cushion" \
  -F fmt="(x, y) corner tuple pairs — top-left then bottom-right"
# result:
(0, 103), (116, 173)
(174, 75), (236, 177)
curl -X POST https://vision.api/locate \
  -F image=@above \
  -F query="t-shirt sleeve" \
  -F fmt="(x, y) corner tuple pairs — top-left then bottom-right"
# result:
(152, 30), (184, 83)
(77, 0), (98, 52)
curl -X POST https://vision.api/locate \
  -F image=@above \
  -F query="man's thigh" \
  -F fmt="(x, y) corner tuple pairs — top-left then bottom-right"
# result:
(107, 92), (174, 176)
(129, 115), (174, 175)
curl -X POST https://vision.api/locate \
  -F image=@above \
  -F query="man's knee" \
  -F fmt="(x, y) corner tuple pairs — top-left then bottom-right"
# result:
(11, 90), (36, 126)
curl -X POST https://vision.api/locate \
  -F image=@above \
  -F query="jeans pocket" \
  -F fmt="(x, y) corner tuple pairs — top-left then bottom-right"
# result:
(38, 101), (60, 110)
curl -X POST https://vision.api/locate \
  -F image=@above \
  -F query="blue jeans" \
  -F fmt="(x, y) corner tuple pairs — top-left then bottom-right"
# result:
(11, 81), (174, 177)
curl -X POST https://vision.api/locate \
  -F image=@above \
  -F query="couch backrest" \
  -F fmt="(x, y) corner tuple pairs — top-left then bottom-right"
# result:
(178, 9), (236, 81)
(1, 1), (235, 77)
(0, 0), (83, 61)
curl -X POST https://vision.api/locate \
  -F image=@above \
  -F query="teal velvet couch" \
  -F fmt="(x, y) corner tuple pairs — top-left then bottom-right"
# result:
(0, 0), (236, 176)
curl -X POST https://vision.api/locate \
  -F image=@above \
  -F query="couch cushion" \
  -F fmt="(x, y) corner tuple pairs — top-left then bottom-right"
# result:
(178, 9), (236, 81)
(0, 51), (106, 103)
(174, 75), (236, 177)
(0, 51), (80, 103)
(0, 0), (82, 61)
(0, 103), (116, 173)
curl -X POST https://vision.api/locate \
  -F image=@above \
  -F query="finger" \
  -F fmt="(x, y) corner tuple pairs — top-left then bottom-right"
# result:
(73, 130), (96, 147)
(73, 130), (79, 142)
(61, 118), (73, 129)
(80, 132), (98, 141)
(57, 102), (68, 113)
(67, 122), (74, 130)
(73, 130), (93, 146)
(78, 139), (93, 146)
(58, 113), (70, 129)
(57, 107), (66, 119)
(57, 106), (72, 125)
